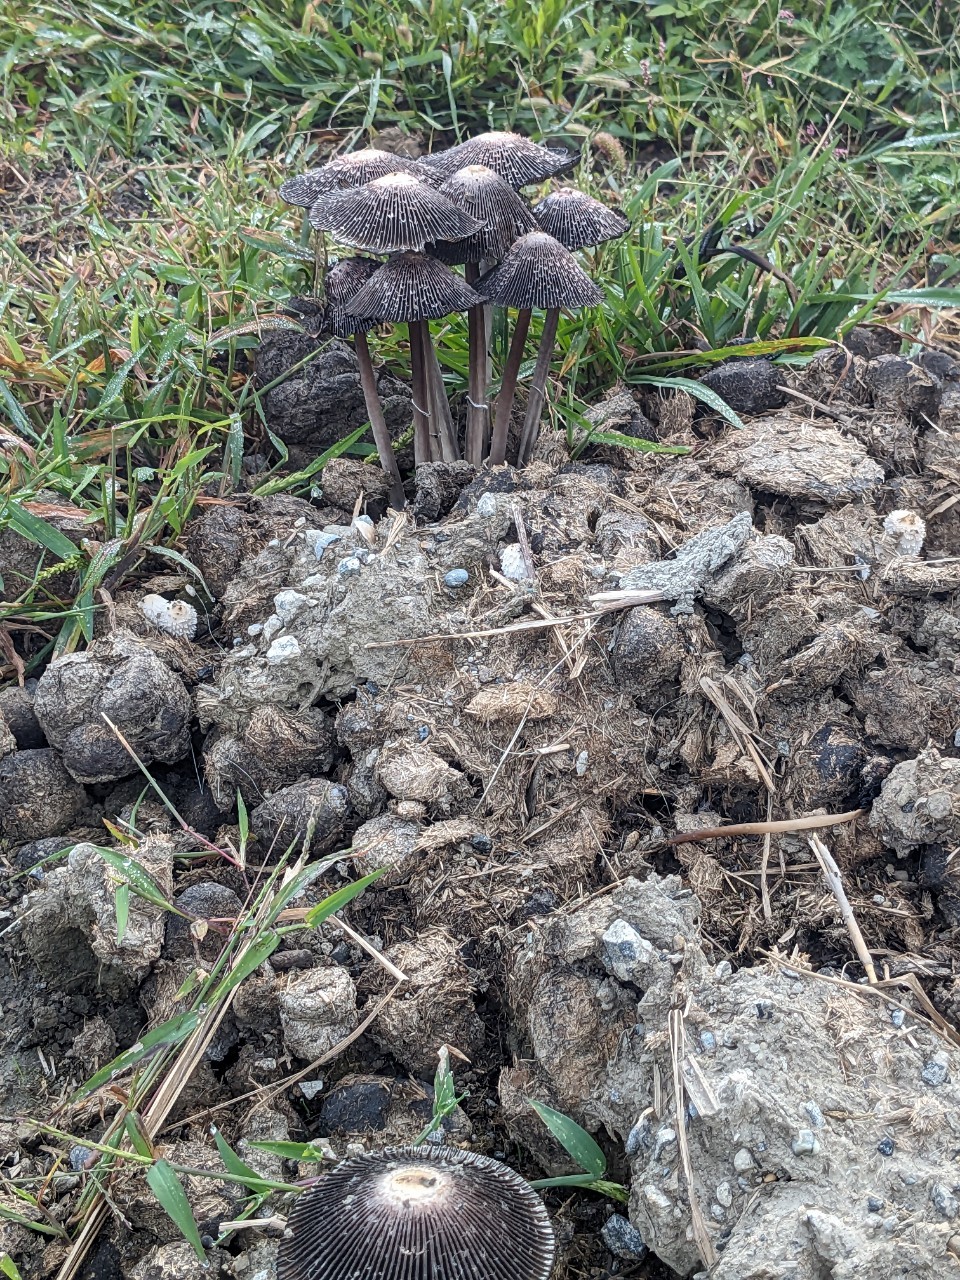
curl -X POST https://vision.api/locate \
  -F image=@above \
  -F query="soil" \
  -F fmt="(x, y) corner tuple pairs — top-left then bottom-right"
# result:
(3, 334), (960, 1279)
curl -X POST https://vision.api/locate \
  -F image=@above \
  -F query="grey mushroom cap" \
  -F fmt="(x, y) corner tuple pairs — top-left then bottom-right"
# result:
(426, 164), (538, 264)
(475, 230), (604, 310)
(532, 187), (630, 249)
(308, 171), (485, 252)
(279, 149), (432, 208)
(347, 252), (484, 322)
(277, 1145), (556, 1280)
(321, 256), (381, 337)
(420, 131), (577, 188)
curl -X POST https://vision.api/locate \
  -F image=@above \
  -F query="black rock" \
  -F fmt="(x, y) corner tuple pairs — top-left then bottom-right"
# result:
(319, 1076), (394, 1132)
(843, 326), (901, 360)
(698, 358), (788, 415)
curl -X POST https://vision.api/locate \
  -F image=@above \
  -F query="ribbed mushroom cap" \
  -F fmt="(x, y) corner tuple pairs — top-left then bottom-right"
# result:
(308, 171), (485, 252)
(321, 256), (381, 337)
(421, 131), (577, 188)
(475, 230), (603, 310)
(532, 187), (630, 249)
(347, 252), (483, 322)
(277, 1145), (556, 1280)
(426, 164), (538, 264)
(279, 149), (430, 208)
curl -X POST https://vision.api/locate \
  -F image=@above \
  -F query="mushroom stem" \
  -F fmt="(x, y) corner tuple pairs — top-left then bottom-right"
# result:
(488, 307), (531, 467)
(424, 337), (460, 462)
(408, 319), (432, 466)
(464, 261), (488, 466)
(516, 307), (559, 467)
(354, 331), (405, 509)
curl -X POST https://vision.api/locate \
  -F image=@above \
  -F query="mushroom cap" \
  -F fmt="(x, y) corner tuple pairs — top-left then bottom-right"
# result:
(420, 131), (577, 188)
(279, 149), (432, 208)
(308, 171), (485, 253)
(532, 187), (630, 249)
(322, 256), (381, 337)
(347, 252), (484, 322)
(277, 1145), (556, 1280)
(426, 164), (538, 264)
(475, 230), (604, 310)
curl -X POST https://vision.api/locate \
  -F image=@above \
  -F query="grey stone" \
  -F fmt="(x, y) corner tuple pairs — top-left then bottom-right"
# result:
(791, 1129), (821, 1156)
(602, 1214), (647, 1260)
(602, 919), (656, 982)
(443, 569), (469, 588)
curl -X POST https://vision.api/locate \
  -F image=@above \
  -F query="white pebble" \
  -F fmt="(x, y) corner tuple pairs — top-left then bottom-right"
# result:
(265, 635), (301, 664)
(139, 594), (198, 640)
(273, 589), (311, 623)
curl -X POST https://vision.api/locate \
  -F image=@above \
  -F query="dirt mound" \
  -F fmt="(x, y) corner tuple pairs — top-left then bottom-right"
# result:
(3, 350), (960, 1278)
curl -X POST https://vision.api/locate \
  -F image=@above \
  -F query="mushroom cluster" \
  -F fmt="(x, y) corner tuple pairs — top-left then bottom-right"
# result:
(277, 1145), (555, 1280)
(278, 133), (628, 495)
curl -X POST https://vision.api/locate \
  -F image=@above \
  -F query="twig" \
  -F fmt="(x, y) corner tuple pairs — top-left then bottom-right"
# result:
(809, 833), (877, 984)
(665, 808), (865, 846)
(759, 792), (774, 922)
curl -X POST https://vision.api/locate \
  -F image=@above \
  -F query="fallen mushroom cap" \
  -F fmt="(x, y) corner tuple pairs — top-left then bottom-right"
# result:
(322, 256), (381, 337)
(277, 1145), (556, 1280)
(427, 164), (538, 264)
(532, 186), (630, 249)
(420, 130), (577, 188)
(308, 171), (485, 253)
(279, 149), (431, 208)
(475, 230), (604, 310)
(348, 252), (484, 322)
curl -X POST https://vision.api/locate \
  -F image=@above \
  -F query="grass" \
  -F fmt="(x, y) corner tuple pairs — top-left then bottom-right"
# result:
(0, 0), (958, 664)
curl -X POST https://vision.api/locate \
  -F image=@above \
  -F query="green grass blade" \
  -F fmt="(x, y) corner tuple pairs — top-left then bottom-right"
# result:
(145, 1160), (206, 1262)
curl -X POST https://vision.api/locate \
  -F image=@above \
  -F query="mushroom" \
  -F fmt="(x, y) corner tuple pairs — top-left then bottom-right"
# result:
(532, 186), (630, 250)
(428, 165), (538, 465)
(420, 130), (577, 189)
(323, 256), (405, 509)
(308, 171), (483, 253)
(279, 149), (432, 209)
(309, 172), (485, 464)
(277, 1145), (556, 1280)
(477, 231), (602, 466)
(349, 254), (483, 465)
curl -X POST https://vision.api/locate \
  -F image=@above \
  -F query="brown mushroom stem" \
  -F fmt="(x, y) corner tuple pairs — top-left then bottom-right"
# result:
(488, 308), (531, 467)
(516, 307), (559, 467)
(354, 331), (405, 508)
(424, 337), (459, 462)
(464, 262), (488, 466)
(408, 319), (432, 466)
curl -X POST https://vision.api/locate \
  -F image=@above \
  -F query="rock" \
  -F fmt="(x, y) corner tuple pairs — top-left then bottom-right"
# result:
(843, 326), (901, 360)
(509, 873), (960, 1279)
(369, 930), (485, 1076)
(33, 631), (192, 784)
(164, 883), (243, 961)
(0, 748), (86, 842)
(251, 778), (350, 860)
(870, 749), (960, 855)
(351, 813), (421, 883)
(609, 607), (684, 696)
(256, 333), (410, 459)
(21, 836), (174, 988)
(602, 1214), (647, 1260)
(706, 416), (884, 504)
(203, 705), (335, 808)
(698, 358), (788, 414)
(279, 965), (358, 1060)
(414, 461), (477, 521)
(602, 920), (657, 983)
(130, 1241), (230, 1279)
(376, 743), (471, 810)
(320, 456), (394, 512)
(864, 354), (941, 419)
(444, 568), (469, 588)
(0, 684), (45, 749)
(319, 1074), (393, 1133)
